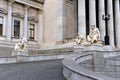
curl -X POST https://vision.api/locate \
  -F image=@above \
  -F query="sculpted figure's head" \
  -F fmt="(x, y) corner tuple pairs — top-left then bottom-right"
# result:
(21, 38), (27, 43)
(91, 25), (95, 30)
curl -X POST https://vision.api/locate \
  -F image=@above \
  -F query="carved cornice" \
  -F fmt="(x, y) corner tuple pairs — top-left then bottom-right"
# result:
(0, 8), (8, 15)
(12, 12), (24, 19)
(14, 0), (43, 9)
(28, 16), (39, 22)
(31, 0), (45, 4)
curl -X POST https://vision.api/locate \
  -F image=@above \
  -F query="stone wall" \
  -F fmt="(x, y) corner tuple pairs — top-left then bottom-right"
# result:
(43, 0), (58, 46)
(0, 0), (7, 10)
(13, 3), (24, 14)
(0, 0), (43, 48)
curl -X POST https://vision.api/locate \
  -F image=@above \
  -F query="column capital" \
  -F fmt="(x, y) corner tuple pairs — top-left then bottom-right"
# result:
(24, 5), (30, 10)
(8, 0), (14, 6)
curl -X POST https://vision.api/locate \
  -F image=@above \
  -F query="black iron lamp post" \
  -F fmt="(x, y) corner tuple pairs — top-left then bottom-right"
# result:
(102, 14), (110, 45)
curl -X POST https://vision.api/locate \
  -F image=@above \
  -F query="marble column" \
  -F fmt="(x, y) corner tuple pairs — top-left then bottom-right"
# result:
(78, 0), (86, 39)
(38, 10), (43, 45)
(107, 0), (114, 46)
(115, 0), (120, 47)
(99, 0), (105, 42)
(89, 0), (96, 27)
(24, 5), (29, 41)
(7, 1), (13, 41)
(57, 0), (65, 43)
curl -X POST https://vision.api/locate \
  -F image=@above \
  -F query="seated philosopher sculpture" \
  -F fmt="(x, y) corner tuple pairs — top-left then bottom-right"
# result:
(87, 25), (100, 44)
(75, 34), (84, 44)
(14, 38), (27, 51)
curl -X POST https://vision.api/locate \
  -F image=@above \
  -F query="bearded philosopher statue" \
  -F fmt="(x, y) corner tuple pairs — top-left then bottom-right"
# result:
(87, 25), (100, 44)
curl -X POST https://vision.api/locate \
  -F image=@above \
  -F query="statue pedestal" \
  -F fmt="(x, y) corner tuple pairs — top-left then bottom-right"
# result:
(12, 50), (29, 62)
(84, 45), (104, 51)
(12, 51), (28, 56)
(84, 45), (114, 51)
(74, 45), (84, 54)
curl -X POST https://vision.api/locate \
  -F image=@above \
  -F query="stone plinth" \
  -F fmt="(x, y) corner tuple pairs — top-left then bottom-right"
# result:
(12, 50), (29, 62)
(84, 45), (104, 51)
(74, 45), (84, 54)
(84, 45), (114, 51)
(12, 50), (28, 56)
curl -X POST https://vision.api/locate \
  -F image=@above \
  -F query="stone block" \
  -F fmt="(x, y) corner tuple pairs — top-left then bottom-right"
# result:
(0, 57), (16, 64)
(70, 72), (80, 80)
(16, 56), (29, 62)
(63, 67), (71, 80)
(12, 50), (28, 56)
(84, 45), (104, 51)
(94, 65), (105, 72)
(94, 58), (104, 65)
(116, 67), (120, 72)
(44, 55), (57, 60)
(74, 45), (84, 54)
(103, 45), (114, 51)
(104, 66), (116, 72)
(93, 52), (104, 58)
(57, 55), (64, 59)
(29, 56), (44, 61)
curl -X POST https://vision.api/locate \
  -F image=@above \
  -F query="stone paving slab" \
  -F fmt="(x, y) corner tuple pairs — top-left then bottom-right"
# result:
(0, 59), (66, 80)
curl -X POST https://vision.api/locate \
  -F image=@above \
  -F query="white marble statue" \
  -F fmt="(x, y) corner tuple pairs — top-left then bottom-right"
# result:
(87, 25), (100, 44)
(14, 38), (27, 51)
(75, 34), (84, 45)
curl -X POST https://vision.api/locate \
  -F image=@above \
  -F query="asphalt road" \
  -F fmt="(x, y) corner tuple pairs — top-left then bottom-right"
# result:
(0, 59), (66, 80)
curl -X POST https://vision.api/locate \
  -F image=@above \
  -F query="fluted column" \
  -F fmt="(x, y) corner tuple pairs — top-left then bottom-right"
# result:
(57, 0), (65, 43)
(115, 0), (120, 47)
(107, 0), (114, 46)
(78, 0), (86, 39)
(24, 5), (29, 41)
(38, 10), (43, 45)
(89, 0), (96, 27)
(7, 1), (14, 41)
(99, 0), (105, 42)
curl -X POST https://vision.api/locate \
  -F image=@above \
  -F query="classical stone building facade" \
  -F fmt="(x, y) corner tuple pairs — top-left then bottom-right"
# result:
(0, 0), (120, 49)
(45, 0), (120, 48)
(0, 0), (43, 48)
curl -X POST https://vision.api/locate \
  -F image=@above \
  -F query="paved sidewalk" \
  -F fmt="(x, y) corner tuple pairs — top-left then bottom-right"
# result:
(0, 59), (66, 80)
